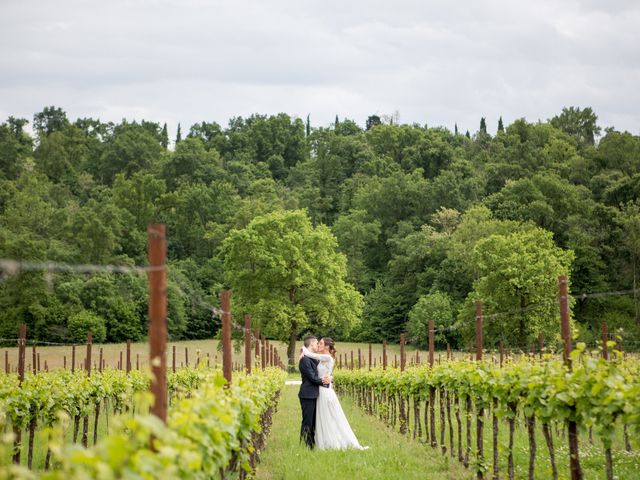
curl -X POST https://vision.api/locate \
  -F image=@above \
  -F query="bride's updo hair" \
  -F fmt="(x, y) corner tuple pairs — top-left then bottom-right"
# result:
(321, 337), (337, 358)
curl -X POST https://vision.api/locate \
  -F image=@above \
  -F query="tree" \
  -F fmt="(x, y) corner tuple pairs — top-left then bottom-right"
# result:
(306, 114), (311, 137)
(332, 209), (381, 290)
(175, 123), (182, 144)
(466, 228), (574, 346)
(33, 106), (69, 139)
(366, 115), (381, 131)
(221, 210), (363, 366)
(480, 117), (487, 134)
(407, 292), (454, 348)
(161, 123), (169, 149)
(67, 310), (107, 343)
(497, 116), (504, 133)
(454, 123), (458, 135)
(616, 201), (640, 322)
(550, 106), (601, 147)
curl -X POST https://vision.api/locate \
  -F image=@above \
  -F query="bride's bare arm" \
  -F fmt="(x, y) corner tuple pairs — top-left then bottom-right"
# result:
(302, 346), (333, 363)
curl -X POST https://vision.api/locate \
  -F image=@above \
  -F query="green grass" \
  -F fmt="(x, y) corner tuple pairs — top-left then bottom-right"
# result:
(255, 385), (472, 480)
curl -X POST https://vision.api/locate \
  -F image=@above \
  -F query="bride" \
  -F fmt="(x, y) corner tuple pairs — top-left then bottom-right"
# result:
(301, 337), (368, 451)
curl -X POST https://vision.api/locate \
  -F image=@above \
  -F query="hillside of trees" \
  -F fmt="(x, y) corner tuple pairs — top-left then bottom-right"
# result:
(1, 106), (639, 349)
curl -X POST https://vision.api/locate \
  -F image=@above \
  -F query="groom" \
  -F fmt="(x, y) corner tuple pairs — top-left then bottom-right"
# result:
(298, 335), (330, 448)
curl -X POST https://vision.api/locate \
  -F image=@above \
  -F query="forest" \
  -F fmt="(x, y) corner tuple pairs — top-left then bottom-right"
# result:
(1, 106), (639, 352)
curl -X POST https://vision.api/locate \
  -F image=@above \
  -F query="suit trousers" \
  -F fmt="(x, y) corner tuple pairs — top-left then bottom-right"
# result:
(299, 397), (317, 448)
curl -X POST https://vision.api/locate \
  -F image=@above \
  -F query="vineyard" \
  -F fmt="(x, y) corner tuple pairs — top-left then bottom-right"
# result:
(334, 348), (640, 480)
(0, 366), (286, 478)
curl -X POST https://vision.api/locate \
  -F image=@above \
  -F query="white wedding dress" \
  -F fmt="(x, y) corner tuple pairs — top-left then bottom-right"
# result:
(303, 347), (368, 451)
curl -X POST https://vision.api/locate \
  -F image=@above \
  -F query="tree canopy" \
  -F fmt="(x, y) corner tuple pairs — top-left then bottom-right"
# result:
(1, 105), (639, 350)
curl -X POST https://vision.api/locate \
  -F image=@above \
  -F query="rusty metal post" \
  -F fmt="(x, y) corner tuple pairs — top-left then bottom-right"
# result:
(559, 275), (572, 365)
(244, 315), (252, 374)
(221, 290), (232, 384)
(538, 333), (544, 359)
(266, 339), (270, 367)
(82, 332), (92, 448)
(601, 320), (609, 361)
(400, 334), (406, 371)
(13, 324), (27, 465)
(475, 302), (483, 361)
(429, 319), (435, 367)
(383, 341), (387, 370)
(126, 339), (131, 373)
(172, 345), (176, 372)
(148, 223), (168, 424)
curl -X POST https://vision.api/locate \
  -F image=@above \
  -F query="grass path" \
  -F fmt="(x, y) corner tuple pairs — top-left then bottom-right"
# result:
(255, 384), (471, 480)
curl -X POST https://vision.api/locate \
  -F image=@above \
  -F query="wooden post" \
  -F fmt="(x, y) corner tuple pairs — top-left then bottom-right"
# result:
(221, 290), (232, 385)
(400, 333), (406, 371)
(350, 350), (354, 370)
(71, 345), (76, 373)
(244, 315), (252, 374)
(99, 348), (103, 373)
(358, 348), (362, 369)
(37, 352), (40, 372)
(185, 347), (189, 368)
(136, 354), (140, 370)
(32, 345), (36, 374)
(368, 344), (372, 371)
(119, 351), (123, 371)
(4, 350), (7, 374)
(429, 319), (435, 367)
(475, 302), (483, 361)
(601, 320), (609, 361)
(126, 339), (131, 373)
(383, 340), (388, 370)
(446, 342), (451, 360)
(261, 338), (266, 369)
(499, 341), (504, 367)
(148, 223), (168, 424)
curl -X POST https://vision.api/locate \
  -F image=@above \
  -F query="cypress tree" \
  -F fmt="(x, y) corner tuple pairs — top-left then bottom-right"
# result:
(497, 116), (504, 133)
(465, 130), (471, 139)
(454, 123), (459, 135)
(161, 123), (169, 149)
(480, 117), (487, 134)
(306, 114), (311, 137)
(175, 123), (182, 144)
(335, 114), (339, 131)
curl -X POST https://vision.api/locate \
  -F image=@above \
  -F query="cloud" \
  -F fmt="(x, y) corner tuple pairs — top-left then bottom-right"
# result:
(1, 0), (638, 137)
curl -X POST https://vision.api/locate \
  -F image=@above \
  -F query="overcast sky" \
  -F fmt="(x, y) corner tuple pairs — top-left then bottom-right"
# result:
(1, 0), (639, 138)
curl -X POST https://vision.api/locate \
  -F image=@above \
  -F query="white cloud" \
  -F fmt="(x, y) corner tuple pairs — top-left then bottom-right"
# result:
(1, 0), (638, 137)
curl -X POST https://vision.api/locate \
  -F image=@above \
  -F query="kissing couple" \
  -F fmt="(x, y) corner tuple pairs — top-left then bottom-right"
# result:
(298, 335), (368, 450)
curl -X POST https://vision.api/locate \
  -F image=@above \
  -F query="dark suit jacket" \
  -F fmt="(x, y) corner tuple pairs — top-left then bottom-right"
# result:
(298, 356), (324, 399)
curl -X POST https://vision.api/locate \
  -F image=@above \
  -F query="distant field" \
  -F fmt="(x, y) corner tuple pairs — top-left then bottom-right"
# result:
(5, 337), (625, 373)
(2, 338), (470, 372)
